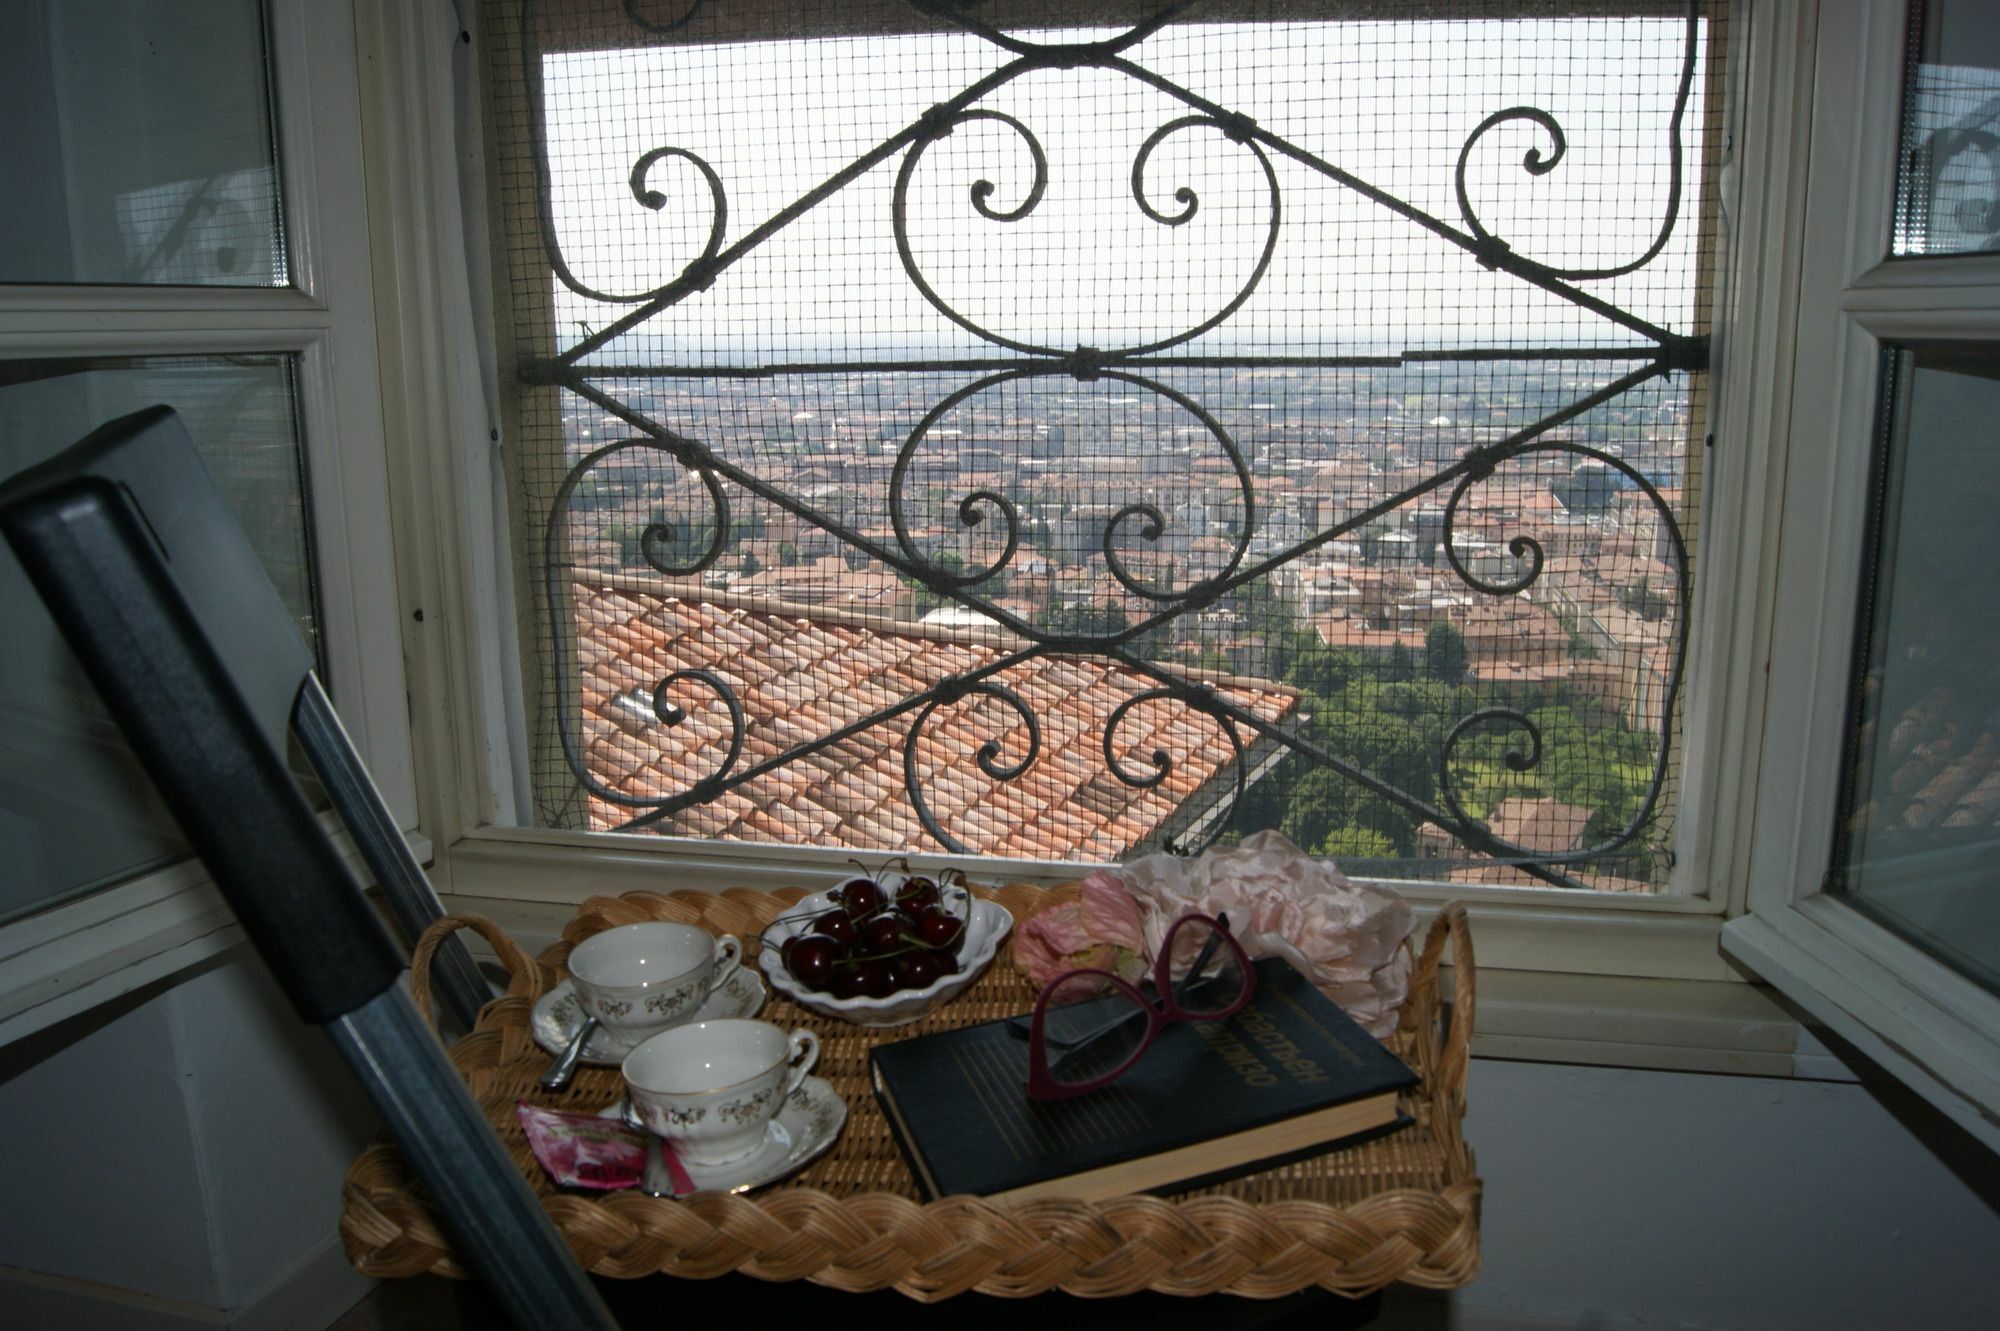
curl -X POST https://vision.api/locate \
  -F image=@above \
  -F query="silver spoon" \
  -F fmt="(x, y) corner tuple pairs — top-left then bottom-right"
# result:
(619, 1097), (695, 1197)
(538, 1015), (598, 1091)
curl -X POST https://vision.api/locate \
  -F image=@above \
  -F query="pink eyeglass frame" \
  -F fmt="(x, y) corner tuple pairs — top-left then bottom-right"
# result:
(1024, 912), (1256, 1100)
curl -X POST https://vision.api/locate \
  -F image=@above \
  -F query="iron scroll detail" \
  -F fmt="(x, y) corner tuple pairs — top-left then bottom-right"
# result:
(522, 0), (1708, 886)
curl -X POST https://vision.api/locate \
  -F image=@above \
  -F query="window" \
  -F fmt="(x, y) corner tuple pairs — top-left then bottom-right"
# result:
(476, 0), (1727, 900)
(0, 0), (413, 1038)
(1722, 0), (2000, 1149)
(349, 0), (2000, 1086)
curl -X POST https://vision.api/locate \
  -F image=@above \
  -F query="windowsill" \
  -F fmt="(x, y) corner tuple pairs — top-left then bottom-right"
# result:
(1468, 965), (1848, 1079)
(441, 825), (1740, 982)
(438, 831), (1827, 1079)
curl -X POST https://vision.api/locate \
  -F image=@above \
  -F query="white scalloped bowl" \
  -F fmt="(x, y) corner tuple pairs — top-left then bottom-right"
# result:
(757, 888), (1013, 1028)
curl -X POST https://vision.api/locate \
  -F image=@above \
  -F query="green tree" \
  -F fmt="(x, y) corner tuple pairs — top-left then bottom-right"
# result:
(1424, 622), (1470, 684)
(907, 551), (968, 612)
(1279, 768), (1359, 853)
(1359, 520), (1393, 565)
(1321, 825), (1395, 861)
(1287, 645), (1360, 698)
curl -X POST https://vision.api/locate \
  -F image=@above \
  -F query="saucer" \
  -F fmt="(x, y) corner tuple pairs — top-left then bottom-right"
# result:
(610, 1075), (847, 1198)
(532, 967), (767, 1065)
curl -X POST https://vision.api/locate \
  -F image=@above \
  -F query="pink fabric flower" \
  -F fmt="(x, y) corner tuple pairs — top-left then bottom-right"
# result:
(1078, 869), (1146, 953)
(1014, 872), (1148, 990)
(1117, 830), (1417, 1037)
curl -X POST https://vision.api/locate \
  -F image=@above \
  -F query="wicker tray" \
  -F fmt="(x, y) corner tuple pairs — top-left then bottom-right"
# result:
(340, 883), (1480, 1301)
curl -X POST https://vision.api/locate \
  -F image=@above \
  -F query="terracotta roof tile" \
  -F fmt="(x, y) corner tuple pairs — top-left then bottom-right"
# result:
(570, 579), (1297, 859)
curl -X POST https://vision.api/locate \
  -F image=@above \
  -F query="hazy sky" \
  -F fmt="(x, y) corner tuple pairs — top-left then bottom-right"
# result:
(541, 17), (1708, 362)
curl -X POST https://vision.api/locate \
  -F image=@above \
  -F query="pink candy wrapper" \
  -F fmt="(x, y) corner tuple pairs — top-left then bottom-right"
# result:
(516, 1101), (649, 1191)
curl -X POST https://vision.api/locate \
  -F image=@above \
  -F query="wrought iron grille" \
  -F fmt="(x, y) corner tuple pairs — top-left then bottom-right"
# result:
(486, 0), (1719, 890)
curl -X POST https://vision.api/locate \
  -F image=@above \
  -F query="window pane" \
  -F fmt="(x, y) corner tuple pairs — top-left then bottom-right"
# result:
(1831, 343), (2000, 993)
(0, 355), (314, 924)
(0, 0), (286, 287)
(1892, 0), (2000, 258)
(488, 2), (1721, 890)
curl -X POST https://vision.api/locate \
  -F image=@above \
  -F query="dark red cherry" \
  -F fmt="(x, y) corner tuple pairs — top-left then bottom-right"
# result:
(854, 958), (898, 999)
(811, 910), (856, 947)
(913, 906), (966, 954)
(858, 913), (907, 956)
(894, 876), (940, 919)
(837, 877), (885, 918)
(829, 959), (868, 999)
(786, 935), (843, 991)
(896, 950), (942, 990)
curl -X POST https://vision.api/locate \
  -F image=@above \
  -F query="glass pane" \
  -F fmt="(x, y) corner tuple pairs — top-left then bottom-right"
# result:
(1893, 0), (2000, 257)
(1831, 343), (2000, 993)
(0, 355), (315, 924)
(0, 0), (286, 286)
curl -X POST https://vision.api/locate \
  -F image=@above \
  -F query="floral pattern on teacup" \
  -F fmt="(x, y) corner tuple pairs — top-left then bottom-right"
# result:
(643, 980), (702, 1018)
(661, 1104), (706, 1127)
(715, 1088), (776, 1126)
(595, 997), (634, 1020)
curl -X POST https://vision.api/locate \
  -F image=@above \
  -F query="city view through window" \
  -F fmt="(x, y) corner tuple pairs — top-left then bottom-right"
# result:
(499, 3), (1716, 892)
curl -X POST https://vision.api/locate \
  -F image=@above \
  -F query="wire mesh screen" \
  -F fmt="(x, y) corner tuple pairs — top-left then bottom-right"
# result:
(483, 0), (1722, 890)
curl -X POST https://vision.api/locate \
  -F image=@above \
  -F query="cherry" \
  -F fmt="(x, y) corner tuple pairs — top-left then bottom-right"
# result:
(837, 877), (885, 918)
(855, 958), (898, 999)
(829, 960), (869, 999)
(912, 906), (966, 954)
(785, 934), (843, 990)
(894, 876), (940, 919)
(811, 910), (856, 947)
(896, 950), (942, 990)
(832, 958), (894, 999)
(858, 912), (907, 956)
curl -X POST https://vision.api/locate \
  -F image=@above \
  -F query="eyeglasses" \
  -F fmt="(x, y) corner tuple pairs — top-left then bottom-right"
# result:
(1019, 912), (1255, 1100)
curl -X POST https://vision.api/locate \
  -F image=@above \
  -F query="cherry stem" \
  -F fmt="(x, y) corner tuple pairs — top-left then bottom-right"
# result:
(832, 941), (931, 967)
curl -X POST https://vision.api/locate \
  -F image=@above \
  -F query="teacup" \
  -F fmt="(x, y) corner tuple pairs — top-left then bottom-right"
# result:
(567, 922), (742, 1045)
(622, 1019), (820, 1167)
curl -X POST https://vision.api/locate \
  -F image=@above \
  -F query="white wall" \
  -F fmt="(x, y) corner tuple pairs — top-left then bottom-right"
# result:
(0, 950), (379, 1327)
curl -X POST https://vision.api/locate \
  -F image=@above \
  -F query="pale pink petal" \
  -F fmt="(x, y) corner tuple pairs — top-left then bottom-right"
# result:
(1079, 871), (1147, 953)
(1014, 903), (1092, 988)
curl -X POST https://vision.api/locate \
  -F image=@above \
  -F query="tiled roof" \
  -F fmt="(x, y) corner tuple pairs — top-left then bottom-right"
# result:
(1486, 797), (1593, 855)
(571, 578), (1299, 861)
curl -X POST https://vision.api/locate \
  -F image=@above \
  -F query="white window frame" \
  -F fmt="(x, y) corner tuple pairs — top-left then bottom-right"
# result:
(0, 0), (419, 1043)
(1720, 0), (2000, 1150)
(357, 0), (1999, 1080)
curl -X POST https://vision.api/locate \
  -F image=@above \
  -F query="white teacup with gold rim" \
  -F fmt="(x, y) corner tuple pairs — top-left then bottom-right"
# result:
(567, 922), (742, 1046)
(622, 1019), (820, 1167)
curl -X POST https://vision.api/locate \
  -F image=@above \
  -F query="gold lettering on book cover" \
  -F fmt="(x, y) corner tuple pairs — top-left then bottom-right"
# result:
(950, 1044), (1032, 1164)
(1262, 987), (1369, 1071)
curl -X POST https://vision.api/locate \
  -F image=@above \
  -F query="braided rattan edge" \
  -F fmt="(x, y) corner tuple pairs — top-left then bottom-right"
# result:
(346, 883), (1481, 1300)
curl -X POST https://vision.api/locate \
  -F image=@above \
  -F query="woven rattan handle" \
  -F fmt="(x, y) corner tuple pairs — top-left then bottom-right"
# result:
(1413, 902), (1475, 1113)
(408, 912), (546, 1033)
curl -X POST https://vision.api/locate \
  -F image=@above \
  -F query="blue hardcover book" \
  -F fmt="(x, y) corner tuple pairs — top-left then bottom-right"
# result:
(869, 956), (1417, 1202)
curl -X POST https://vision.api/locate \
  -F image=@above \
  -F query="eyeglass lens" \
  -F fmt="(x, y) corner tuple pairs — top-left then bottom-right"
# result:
(1163, 915), (1248, 1017)
(1040, 972), (1151, 1087)
(1039, 919), (1247, 1086)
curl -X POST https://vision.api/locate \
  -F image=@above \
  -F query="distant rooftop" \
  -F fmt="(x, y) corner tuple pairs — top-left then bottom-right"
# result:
(571, 579), (1299, 861)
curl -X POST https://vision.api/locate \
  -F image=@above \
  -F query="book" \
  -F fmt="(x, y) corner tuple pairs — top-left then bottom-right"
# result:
(869, 955), (1417, 1203)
